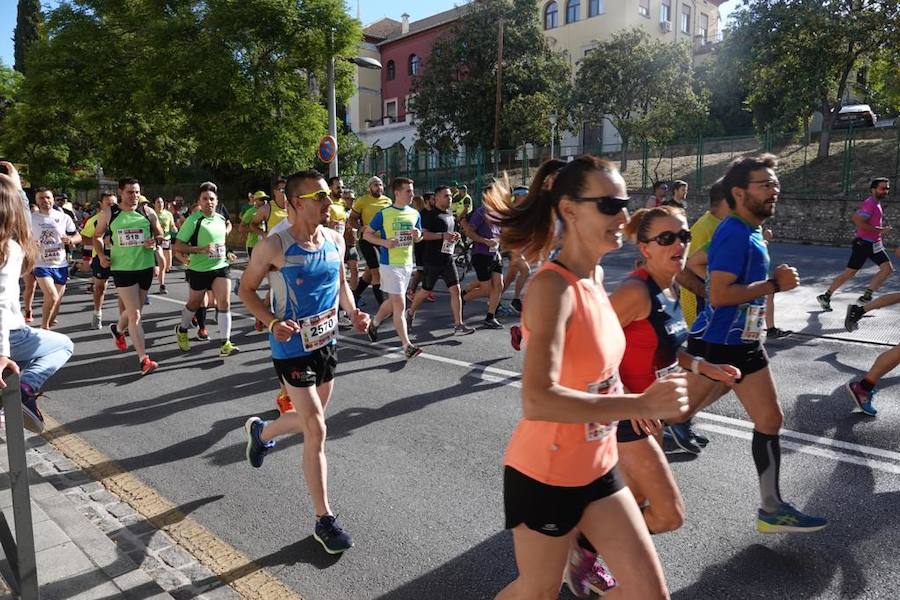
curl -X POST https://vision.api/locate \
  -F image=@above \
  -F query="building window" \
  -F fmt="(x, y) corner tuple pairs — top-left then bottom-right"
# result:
(638, 0), (650, 18)
(699, 13), (709, 43)
(544, 1), (558, 29)
(385, 99), (397, 119)
(408, 54), (420, 76)
(588, 0), (603, 16)
(681, 4), (691, 33)
(566, 0), (580, 23)
(386, 60), (395, 81)
(660, 0), (671, 22)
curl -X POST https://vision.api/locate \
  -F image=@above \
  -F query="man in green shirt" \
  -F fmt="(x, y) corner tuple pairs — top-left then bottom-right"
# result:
(174, 182), (239, 358)
(241, 191), (268, 258)
(93, 177), (164, 376)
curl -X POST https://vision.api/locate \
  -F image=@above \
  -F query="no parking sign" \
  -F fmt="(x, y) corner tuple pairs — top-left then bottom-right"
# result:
(317, 135), (337, 164)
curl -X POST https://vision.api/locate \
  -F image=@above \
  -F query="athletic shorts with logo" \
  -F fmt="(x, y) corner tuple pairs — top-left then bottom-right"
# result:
(272, 345), (338, 388)
(847, 237), (890, 270)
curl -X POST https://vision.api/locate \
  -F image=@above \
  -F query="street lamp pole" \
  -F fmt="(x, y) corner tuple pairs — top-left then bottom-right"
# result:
(327, 32), (339, 178)
(549, 113), (558, 159)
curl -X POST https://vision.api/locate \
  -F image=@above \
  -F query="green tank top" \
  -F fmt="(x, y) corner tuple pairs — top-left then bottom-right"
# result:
(109, 209), (156, 271)
(176, 211), (229, 272)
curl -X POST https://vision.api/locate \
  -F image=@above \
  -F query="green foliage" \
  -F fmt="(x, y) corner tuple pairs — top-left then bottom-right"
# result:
(573, 28), (707, 170)
(870, 49), (900, 115)
(14, 0), (42, 74)
(411, 0), (572, 152)
(693, 36), (754, 136)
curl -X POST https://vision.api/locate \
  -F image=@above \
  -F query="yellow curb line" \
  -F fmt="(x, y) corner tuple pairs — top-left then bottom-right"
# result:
(41, 414), (303, 600)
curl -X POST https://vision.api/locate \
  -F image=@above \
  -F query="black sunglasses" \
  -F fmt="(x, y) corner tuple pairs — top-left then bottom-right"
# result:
(640, 229), (692, 246)
(572, 196), (630, 216)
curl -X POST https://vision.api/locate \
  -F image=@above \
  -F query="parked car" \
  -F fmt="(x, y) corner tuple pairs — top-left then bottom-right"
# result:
(834, 104), (878, 128)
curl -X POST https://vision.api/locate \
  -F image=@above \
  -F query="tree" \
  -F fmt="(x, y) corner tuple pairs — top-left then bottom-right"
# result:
(14, 0), (42, 74)
(870, 48), (900, 115)
(693, 34), (754, 136)
(573, 28), (708, 171)
(731, 0), (900, 158)
(410, 0), (572, 154)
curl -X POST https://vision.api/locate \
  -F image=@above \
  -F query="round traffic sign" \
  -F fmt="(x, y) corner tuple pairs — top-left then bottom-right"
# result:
(317, 135), (338, 164)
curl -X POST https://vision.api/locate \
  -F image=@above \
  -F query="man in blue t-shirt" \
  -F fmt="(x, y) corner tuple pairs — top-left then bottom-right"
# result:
(689, 155), (827, 535)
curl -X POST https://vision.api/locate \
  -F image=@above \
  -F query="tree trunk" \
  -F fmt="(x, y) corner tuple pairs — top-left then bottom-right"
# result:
(620, 138), (629, 172)
(817, 109), (835, 159)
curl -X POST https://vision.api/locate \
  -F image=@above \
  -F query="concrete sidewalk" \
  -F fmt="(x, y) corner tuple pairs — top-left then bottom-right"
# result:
(0, 431), (173, 600)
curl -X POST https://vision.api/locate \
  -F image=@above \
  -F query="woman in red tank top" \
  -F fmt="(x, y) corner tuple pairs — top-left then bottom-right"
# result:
(494, 157), (690, 600)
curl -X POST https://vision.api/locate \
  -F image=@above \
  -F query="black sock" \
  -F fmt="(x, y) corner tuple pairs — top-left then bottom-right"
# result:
(353, 280), (369, 301)
(196, 307), (207, 329)
(486, 312), (494, 320)
(823, 290), (832, 299)
(860, 378), (875, 392)
(751, 430), (783, 512)
(576, 533), (596, 553)
(373, 285), (385, 304)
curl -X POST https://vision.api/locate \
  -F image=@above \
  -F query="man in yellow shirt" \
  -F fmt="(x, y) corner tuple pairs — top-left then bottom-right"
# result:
(349, 176), (391, 305)
(81, 192), (119, 330)
(680, 179), (730, 326)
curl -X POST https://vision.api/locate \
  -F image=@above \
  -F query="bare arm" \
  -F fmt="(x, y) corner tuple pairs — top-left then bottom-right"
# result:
(363, 225), (395, 248)
(608, 280), (651, 329)
(675, 268), (706, 298)
(249, 204), (269, 236)
(238, 236), (281, 326)
(708, 270), (775, 307)
(93, 208), (112, 267)
(852, 213), (891, 234)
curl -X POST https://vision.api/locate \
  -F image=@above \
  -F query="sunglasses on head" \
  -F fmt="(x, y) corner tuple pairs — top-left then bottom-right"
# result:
(640, 229), (691, 246)
(572, 196), (630, 216)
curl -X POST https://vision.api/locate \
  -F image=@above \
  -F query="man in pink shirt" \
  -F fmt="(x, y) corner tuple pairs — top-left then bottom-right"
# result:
(817, 178), (892, 310)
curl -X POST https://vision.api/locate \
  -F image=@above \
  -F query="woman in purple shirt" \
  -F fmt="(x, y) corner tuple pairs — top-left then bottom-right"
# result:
(463, 185), (506, 329)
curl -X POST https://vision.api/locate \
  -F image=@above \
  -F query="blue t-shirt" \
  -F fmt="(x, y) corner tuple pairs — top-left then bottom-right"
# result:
(695, 215), (770, 346)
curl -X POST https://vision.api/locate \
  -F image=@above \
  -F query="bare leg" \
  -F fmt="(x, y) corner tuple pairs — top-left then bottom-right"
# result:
(35, 277), (60, 330)
(449, 283), (464, 325)
(495, 525), (572, 600)
(861, 344), (900, 385)
(827, 268), (858, 294)
(618, 437), (685, 534)
(488, 272), (503, 314)
(23, 272), (36, 316)
(389, 293), (411, 349)
(118, 285), (149, 359)
(866, 261), (894, 293)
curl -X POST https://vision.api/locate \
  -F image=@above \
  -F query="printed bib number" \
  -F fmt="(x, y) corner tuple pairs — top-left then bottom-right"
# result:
(441, 237), (457, 254)
(299, 307), (338, 352)
(42, 246), (62, 263)
(655, 362), (681, 380)
(873, 240), (885, 254)
(117, 229), (145, 247)
(208, 243), (226, 259)
(585, 375), (618, 442)
(395, 229), (414, 247)
(741, 304), (766, 342)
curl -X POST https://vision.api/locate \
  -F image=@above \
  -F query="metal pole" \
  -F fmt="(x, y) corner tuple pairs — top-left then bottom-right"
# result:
(327, 32), (339, 178)
(493, 18), (504, 176)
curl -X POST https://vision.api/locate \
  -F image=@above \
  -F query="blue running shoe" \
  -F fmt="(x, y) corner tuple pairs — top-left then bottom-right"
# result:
(313, 514), (353, 554)
(846, 381), (877, 416)
(756, 503), (827, 534)
(244, 417), (274, 468)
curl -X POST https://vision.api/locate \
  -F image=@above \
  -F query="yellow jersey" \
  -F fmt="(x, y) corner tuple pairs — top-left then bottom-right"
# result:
(681, 211), (723, 326)
(352, 194), (392, 228)
(267, 199), (288, 232)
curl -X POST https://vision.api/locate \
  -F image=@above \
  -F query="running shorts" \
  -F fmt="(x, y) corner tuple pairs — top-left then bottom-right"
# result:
(344, 244), (358, 263)
(421, 263), (460, 291)
(33, 266), (69, 286)
(702, 341), (768, 383)
(616, 420), (648, 443)
(112, 267), (154, 290)
(186, 267), (230, 291)
(378, 265), (414, 295)
(472, 253), (503, 282)
(90, 256), (111, 280)
(847, 237), (891, 270)
(272, 345), (338, 388)
(358, 239), (380, 269)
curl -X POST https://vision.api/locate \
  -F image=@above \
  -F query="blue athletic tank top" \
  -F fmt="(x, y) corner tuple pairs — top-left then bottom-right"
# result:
(268, 229), (342, 359)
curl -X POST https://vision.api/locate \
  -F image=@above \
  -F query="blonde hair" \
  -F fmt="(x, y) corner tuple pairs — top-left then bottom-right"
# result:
(0, 178), (37, 273)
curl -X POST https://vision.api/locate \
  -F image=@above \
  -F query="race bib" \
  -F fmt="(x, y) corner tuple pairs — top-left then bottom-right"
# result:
(585, 375), (618, 442)
(741, 304), (766, 342)
(208, 243), (226, 259)
(655, 362), (681, 380)
(441, 238), (456, 254)
(395, 229), (414, 247)
(873, 240), (885, 254)
(299, 307), (338, 352)
(117, 229), (145, 247)
(42, 246), (62, 263)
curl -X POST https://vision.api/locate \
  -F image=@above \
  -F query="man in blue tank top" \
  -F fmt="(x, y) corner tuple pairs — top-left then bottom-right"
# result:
(238, 170), (370, 555)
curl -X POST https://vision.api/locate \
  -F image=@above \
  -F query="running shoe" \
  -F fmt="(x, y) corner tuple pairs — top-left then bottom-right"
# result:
(511, 298), (523, 313)
(844, 304), (865, 332)
(159, 284), (168, 295)
(24, 310), (33, 324)
(313, 514), (353, 554)
(815, 294), (832, 311)
(756, 503), (827, 533)
(665, 423), (702, 454)
(218, 340), (239, 357)
(510, 325), (523, 351)
(454, 323), (475, 336)
(858, 292), (873, 304)
(366, 321), (379, 342)
(175, 325), (190, 352)
(110, 323), (127, 352)
(482, 317), (503, 330)
(564, 546), (617, 598)
(683, 419), (709, 447)
(91, 313), (102, 330)
(197, 327), (209, 340)
(765, 327), (792, 339)
(276, 391), (295, 414)
(244, 417), (274, 468)
(338, 315), (352, 330)
(846, 381), (877, 416)
(140, 356), (158, 376)
(19, 383), (45, 434)
(144, 296), (151, 306)
(404, 345), (423, 360)
(495, 303), (516, 318)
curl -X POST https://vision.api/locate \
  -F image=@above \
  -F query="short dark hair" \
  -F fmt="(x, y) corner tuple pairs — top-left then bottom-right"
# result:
(433, 185), (450, 196)
(99, 192), (115, 202)
(285, 170), (325, 200)
(34, 187), (52, 195)
(871, 177), (890, 191)
(653, 181), (668, 191)
(118, 177), (140, 189)
(197, 181), (218, 198)
(721, 154), (777, 209)
(708, 178), (726, 207)
(672, 180), (688, 192)
(392, 177), (414, 194)
(328, 176), (342, 187)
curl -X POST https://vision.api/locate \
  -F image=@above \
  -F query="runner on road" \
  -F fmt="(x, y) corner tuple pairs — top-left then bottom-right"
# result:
(154, 197), (177, 294)
(30, 188), (81, 330)
(494, 156), (689, 600)
(349, 177), (391, 305)
(240, 170), (369, 555)
(80, 193), (119, 330)
(463, 190), (505, 329)
(817, 178), (893, 310)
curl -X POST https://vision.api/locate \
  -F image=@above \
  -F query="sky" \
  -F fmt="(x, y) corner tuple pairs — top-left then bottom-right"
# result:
(1, 0), (737, 68)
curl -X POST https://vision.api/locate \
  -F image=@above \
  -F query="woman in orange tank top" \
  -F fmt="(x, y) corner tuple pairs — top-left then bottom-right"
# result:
(494, 157), (689, 600)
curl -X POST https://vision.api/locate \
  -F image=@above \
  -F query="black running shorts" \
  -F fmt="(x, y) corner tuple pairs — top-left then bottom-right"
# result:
(472, 253), (503, 282)
(503, 466), (624, 537)
(421, 263), (460, 291)
(186, 267), (230, 291)
(847, 237), (891, 270)
(616, 420), (648, 443)
(272, 345), (338, 388)
(702, 341), (768, 383)
(358, 239), (380, 269)
(90, 256), (111, 280)
(111, 267), (153, 291)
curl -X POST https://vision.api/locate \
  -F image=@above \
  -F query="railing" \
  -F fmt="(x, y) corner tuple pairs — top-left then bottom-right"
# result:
(0, 374), (40, 599)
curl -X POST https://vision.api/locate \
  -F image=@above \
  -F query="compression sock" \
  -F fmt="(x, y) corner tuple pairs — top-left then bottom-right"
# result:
(220, 311), (232, 341)
(373, 285), (385, 305)
(180, 306), (193, 331)
(752, 430), (784, 513)
(860, 378), (876, 392)
(196, 307), (207, 329)
(353, 279), (370, 301)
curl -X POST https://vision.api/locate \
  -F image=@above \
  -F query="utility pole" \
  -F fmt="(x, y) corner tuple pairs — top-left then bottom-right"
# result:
(327, 30), (339, 178)
(493, 18), (504, 176)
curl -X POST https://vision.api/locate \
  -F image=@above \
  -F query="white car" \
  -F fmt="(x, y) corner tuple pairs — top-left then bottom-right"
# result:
(834, 104), (878, 128)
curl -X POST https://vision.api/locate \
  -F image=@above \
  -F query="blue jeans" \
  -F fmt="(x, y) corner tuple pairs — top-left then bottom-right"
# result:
(8, 327), (73, 393)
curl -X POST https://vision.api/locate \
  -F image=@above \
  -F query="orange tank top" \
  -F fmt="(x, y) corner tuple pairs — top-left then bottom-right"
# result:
(503, 261), (625, 487)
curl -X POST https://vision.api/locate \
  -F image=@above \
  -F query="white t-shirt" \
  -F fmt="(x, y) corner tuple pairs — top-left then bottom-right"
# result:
(31, 210), (77, 269)
(268, 218), (290, 237)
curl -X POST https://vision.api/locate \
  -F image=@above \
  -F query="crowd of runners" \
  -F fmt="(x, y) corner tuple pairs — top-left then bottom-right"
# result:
(0, 154), (898, 597)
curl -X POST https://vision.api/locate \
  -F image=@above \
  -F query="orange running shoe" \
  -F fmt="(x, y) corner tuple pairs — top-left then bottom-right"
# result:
(276, 391), (295, 414)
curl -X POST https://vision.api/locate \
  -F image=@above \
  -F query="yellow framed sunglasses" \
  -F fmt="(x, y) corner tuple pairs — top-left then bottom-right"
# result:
(293, 190), (330, 202)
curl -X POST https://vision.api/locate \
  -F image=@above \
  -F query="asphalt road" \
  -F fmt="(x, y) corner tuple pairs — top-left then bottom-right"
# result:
(38, 241), (900, 599)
